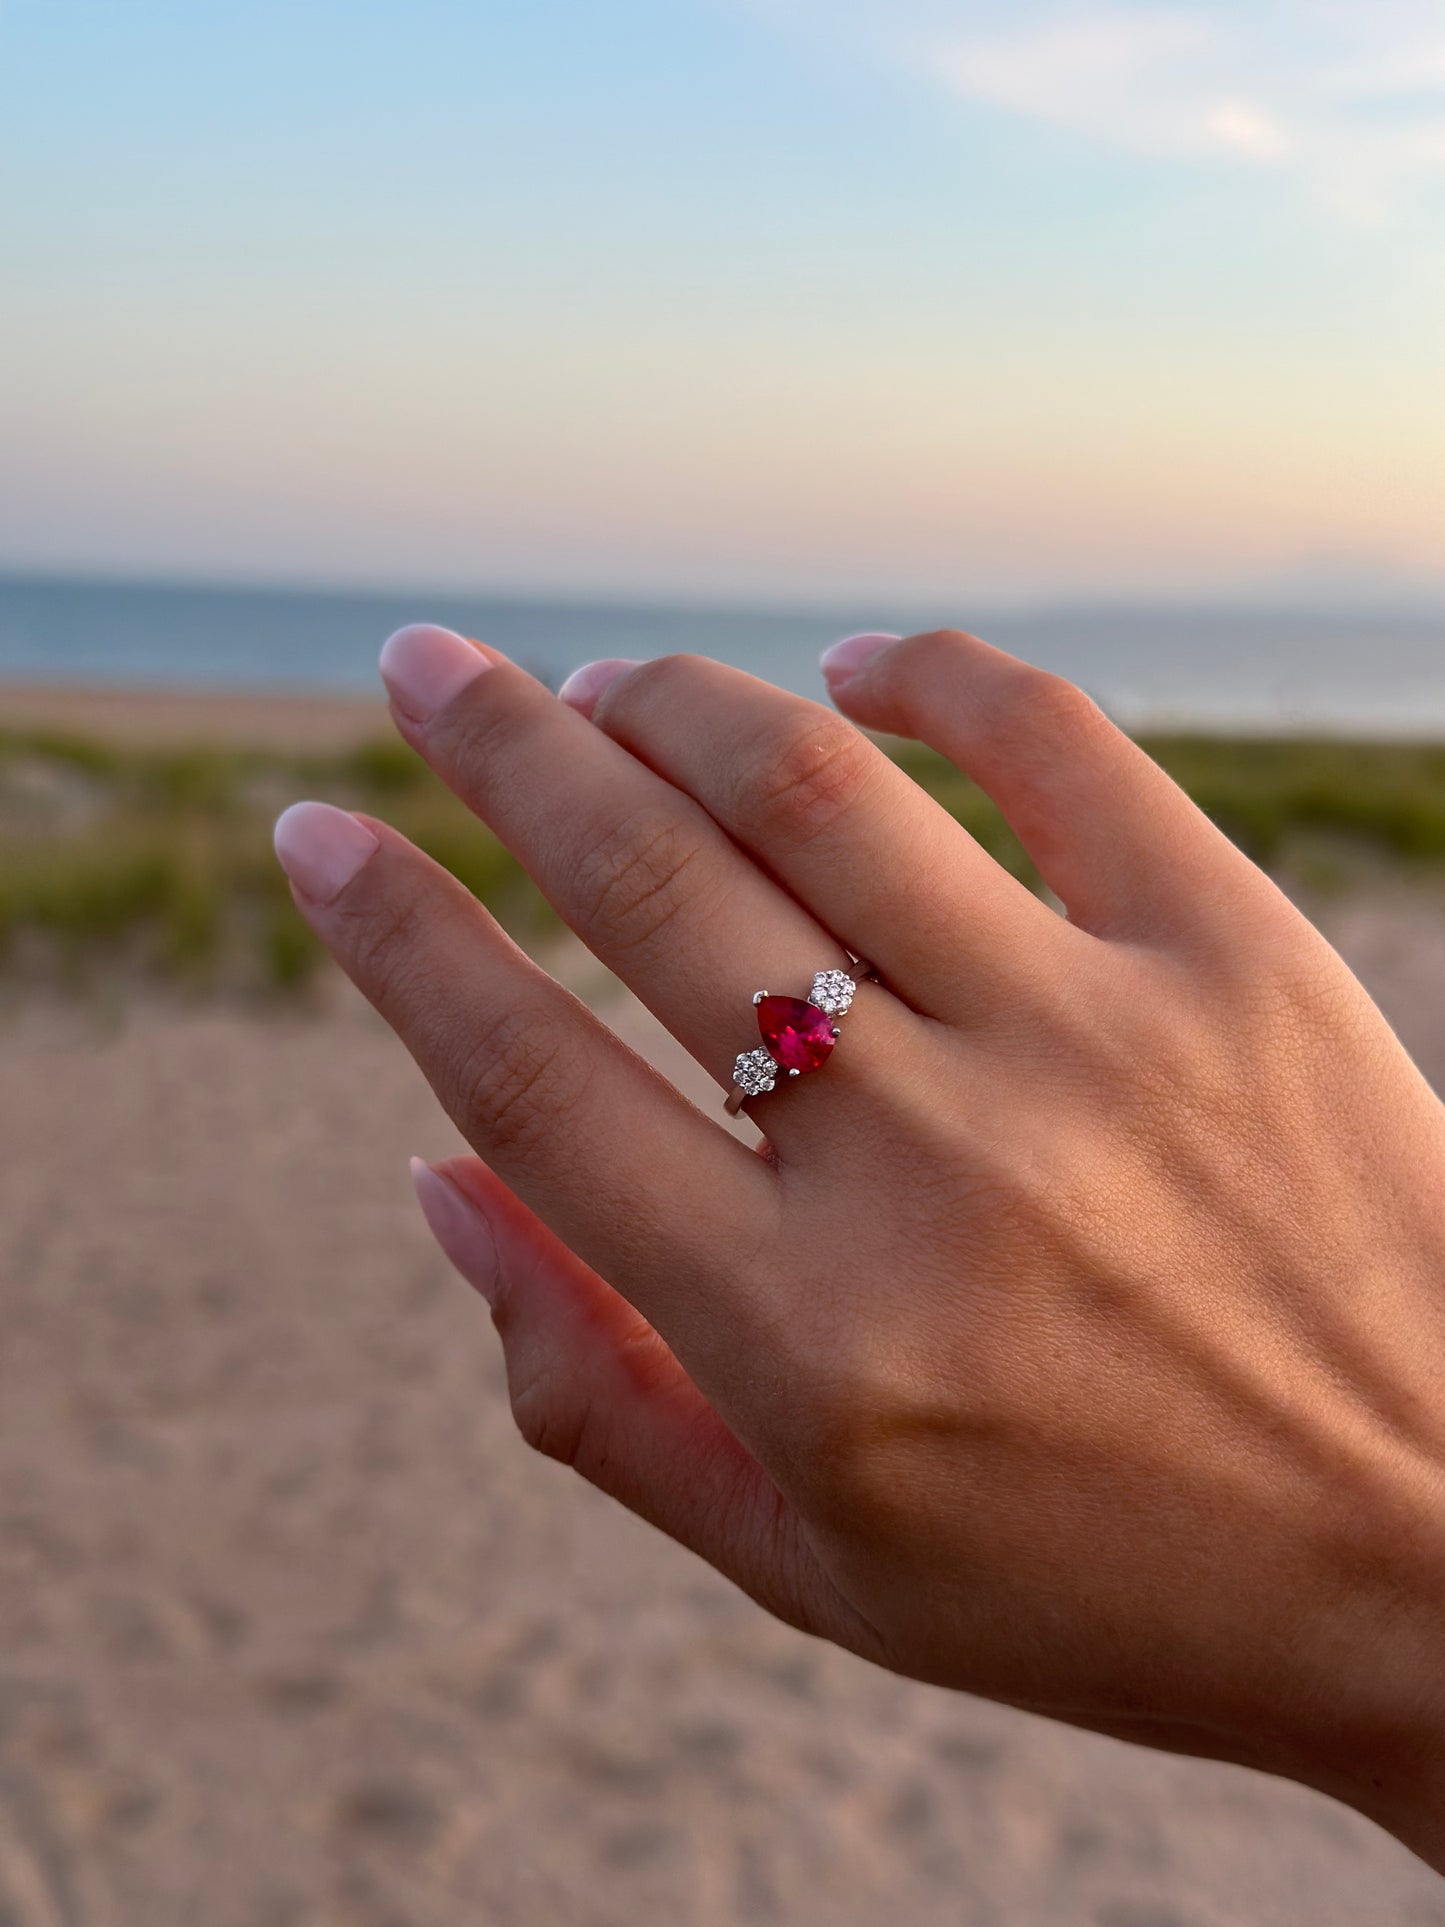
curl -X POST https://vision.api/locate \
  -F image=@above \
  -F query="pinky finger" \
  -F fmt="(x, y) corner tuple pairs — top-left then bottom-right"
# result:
(823, 628), (1255, 943)
(411, 1154), (832, 1636)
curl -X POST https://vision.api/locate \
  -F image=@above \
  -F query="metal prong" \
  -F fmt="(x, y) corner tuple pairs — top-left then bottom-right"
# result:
(831, 1028), (841, 1038)
(752, 990), (768, 1005)
(789, 1067), (801, 1077)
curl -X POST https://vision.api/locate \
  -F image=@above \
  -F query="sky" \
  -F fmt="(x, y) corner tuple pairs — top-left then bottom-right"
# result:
(1, 0), (1442, 609)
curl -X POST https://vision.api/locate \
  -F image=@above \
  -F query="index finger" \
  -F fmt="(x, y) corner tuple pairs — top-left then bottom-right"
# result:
(273, 800), (779, 1399)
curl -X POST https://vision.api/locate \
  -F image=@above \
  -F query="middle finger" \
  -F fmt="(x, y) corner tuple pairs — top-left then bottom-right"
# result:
(573, 651), (1074, 1026)
(378, 624), (919, 1133)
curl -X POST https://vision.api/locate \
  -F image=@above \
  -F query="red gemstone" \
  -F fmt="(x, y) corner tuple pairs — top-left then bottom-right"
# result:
(756, 996), (837, 1076)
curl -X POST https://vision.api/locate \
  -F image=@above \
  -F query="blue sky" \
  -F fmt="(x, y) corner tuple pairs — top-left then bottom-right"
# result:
(2, 0), (1442, 605)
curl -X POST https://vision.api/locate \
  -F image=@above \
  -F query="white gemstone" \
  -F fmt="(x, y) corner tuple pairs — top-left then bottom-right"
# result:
(733, 1047), (779, 1096)
(808, 969), (856, 1018)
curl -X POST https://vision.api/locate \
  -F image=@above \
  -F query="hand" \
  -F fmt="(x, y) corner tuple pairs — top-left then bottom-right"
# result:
(273, 624), (1445, 1865)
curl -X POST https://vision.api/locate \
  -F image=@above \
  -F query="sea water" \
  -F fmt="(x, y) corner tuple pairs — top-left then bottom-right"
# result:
(1, 571), (1442, 736)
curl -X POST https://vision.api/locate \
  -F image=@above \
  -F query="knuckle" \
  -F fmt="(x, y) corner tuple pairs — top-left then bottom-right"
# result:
(734, 708), (876, 850)
(424, 670), (520, 772)
(787, 1372), (925, 1530)
(887, 628), (994, 701)
(798, 1357), (1007, 1544)
(895, 627), (985, 674)
(569, 805), (709, 956)
(896, 631), (1106, 745)
(449, 1004), (579, 1163)
(995, 662), (1103, 741)
(509, 1348), (593, 1466)
(595, 652), (710, 730)
(1245, 940), (1372, 1053)
(615, 650), (705, 701)
(341, 886), (439, 1010)
(509, 1320), (670, 1472)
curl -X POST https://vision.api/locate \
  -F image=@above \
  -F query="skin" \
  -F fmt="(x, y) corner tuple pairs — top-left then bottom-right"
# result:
(276, 627), (1445, 1867)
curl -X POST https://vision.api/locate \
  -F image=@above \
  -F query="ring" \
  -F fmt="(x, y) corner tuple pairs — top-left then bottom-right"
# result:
(724, 963), (873, 1115)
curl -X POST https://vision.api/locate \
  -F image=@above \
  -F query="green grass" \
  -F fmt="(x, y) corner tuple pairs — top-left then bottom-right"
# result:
(0, 728), (534, 995)
(0, 726), (1440, 995)
(1143, 736), (1445, 864)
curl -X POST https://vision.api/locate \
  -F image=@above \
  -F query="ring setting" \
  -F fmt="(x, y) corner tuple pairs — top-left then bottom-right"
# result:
(725, 966), (868, 1114)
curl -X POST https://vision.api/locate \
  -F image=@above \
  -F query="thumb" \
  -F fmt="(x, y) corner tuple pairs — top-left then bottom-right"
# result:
(411, 1154), (824, 1635)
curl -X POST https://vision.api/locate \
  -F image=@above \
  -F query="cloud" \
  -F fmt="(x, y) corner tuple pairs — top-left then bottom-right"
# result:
(749, 1), (1445, 216)
(916, 8), (1232, 162)
(1202, 104), (1293, 164)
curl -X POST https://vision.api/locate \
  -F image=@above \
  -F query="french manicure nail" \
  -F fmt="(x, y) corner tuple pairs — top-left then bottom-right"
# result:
(273, 801), (379, 904)
(557, 658), (640, 719)
(379, 623), (492, 723)
(410, 1158), (503, 1309)
(820, 632), (902, 682)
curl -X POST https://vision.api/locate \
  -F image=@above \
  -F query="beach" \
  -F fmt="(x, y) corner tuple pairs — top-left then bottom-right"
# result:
(3, 687), (1445, 1925)
(0, 679), (387, 753)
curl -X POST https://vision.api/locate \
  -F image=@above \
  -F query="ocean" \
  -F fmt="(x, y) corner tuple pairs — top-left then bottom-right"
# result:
(2, 571), (1443, 736)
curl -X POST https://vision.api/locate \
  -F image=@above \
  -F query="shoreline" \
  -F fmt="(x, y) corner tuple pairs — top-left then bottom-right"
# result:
(7, 678), (1445, 753)
(0, 679), (389, 750)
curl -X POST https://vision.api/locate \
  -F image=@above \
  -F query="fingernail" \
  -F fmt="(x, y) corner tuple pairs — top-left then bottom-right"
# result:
(557, 658), (639, 719)
(273, 801), (379, 904)
(410, 1158), (503, 1309)
(820, 632), (901, 683)
(379, 623), (492, 723)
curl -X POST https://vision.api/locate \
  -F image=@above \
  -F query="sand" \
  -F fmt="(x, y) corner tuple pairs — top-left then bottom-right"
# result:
(0, 681), (387, 753)
(3, 689), (1445, 1925)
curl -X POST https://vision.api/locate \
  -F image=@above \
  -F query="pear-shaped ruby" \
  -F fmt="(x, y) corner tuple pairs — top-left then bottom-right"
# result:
(756, 996), (837, 1076)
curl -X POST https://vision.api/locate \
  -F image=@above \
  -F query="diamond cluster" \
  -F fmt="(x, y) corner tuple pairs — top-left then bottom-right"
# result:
(808, 969), (857, 1018)
(732, 1047), (780, 1097)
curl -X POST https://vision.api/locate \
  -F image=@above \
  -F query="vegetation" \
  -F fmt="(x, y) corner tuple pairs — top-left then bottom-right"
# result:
(1, 725), (1441, 996)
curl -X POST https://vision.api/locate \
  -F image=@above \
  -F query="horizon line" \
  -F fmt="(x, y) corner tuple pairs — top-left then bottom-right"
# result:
(2, 560), (1444, 627)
